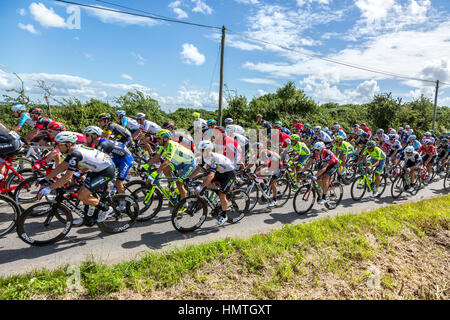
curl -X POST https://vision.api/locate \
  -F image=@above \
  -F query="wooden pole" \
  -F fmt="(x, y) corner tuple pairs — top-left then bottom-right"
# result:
(218, 25), (226, 126)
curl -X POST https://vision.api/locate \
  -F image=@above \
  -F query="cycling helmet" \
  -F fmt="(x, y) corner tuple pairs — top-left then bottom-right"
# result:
(353, 124), (360, 128)
(273, 123), (282, 129)
(361, 123), (367, 127)
(376, 128), (384, 134)
(192, 112), (200, 119)
(441, 138), (448, 143)
(333, 124), (341, 130)
(334, 135), (344, 142)
(390, 129), (396, 135)
(424, 132), (431, 136)
(224, 118), (233, 124)
(313, 141), (325, 151)
(116, 110), (126, 117)
(323, 126), (329, 132)
(304, 123), (310, 128)
(424, 139), (433, 145)
(410, 134), (416, 140)
(293, 118), (299, 123)
(156, 129), (172, 140)
(274, 121), (282, 126)
(398, 127), (404, 131)
(290, 134), (300, 141)
(405, 125), (410, 129)
(404, 146), (414, 153)
(54, 131), (78, 144)
(98, 112), (111, 120)
(135, 113), (146, 120)
(11, 104), (26, 112)
(389, 134), (396, 140)
(366, 141), (376, 149)
(83, 125), (103, 136)
(162, 121), (175, 130)
(47, 121), (66, 132)
(29, 108), (43, 116)
(197, 140), (214, 150)
(256, 114), (263, 119)
(313, 126), (321, 132)
(206, 119), (216, 126)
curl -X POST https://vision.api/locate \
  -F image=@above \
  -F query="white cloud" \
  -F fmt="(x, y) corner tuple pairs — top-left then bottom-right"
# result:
(240, 78), (280, 86)
(169, 1), (189, 19)
(191, 0), (213, 15)
(297, 0), (331, 6)
(18, 8), (26, 16)
(83, 53), (93, 60)
(235, 0), (259, 4)
(181, 43), (205, 65)
(74, 36), (79, 40)
(18, 23), (40, 35)
(121, 74), (133, 81)
(85, 5), (159, 27)
(29, 2), (67, 28)
(131, 52), (146, 65)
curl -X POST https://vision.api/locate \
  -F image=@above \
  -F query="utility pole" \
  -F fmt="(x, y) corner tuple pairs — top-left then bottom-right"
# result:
(432, 80), (439, 132)
(218, 25), (226, 126)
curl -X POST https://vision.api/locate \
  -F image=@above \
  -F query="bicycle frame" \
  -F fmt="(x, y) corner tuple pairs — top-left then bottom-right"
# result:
(144, 176), (181, 207)
(0, 158), (27, 194)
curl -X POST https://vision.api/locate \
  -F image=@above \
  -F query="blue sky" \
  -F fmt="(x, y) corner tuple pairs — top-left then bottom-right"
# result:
(1, 0), (449, 112)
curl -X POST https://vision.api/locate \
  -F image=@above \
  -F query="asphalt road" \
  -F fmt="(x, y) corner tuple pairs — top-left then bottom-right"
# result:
(0, 177), (448, 277)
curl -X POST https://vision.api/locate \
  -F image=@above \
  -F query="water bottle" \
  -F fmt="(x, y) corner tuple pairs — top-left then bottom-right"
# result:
(109, 187), (117, 197)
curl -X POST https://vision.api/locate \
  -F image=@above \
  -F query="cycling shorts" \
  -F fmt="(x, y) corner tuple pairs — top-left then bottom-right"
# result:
(212, 170), (236, 193)
(84, 164), (116, 192)
(112, 155), (134, 181)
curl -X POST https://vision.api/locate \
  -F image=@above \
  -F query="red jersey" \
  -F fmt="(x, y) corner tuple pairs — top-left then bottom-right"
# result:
(311, 148), (338, 165)
(418, 145), (437, 156)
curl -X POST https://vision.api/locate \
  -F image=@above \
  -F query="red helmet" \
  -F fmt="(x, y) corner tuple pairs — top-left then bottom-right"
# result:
(48, 121), (66, 132)
(162, 121), (175, 130)
(29, 108), (43, 116)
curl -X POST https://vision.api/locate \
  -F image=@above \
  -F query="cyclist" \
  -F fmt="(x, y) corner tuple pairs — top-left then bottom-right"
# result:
(11, 104), (35, 133)
(0, 122), (24, 181)
(273, 122), (292, 160)
(192, 140), (236, 226)
(418, 139), (438, 183)
(386, 133), (403, 166)
(116, 110), (140, 134)
(400, 145), (422, 192)
(274, 121), (292, 136)
(98, 113), (132, 147)
(210, 126), (241, 167)
(187, 112), (207, 134)
(360, 123), (372, 139)
(374, 129), (389, 151)
(146, 129), (196, 202)
(331, 124), (347, 140)
(224, 118), (245, 135)
(162, 121), (195, 153)
(84, 126), (134, 209)
(421, 132), (435, 145)
(287, 134), (310, 191)
(39, 131), (116, 223)
(245, 142), (282, 208)
(332, 135), (354, 175)
(133, 113), (161, 153)
(255, 114), (272, 138)
(355, 132), (370, 153)
(291, 118), (304, 134)
(225, 125), (249, 166)
(437, 138), (449, 172)
(301, 123), (314, 141)
(311, 126), (333, 148)
(407, 134), (421, 151)
(358, 141), (386, 197)
(23, 108), (53, 145)
(301, 141), (339, 204)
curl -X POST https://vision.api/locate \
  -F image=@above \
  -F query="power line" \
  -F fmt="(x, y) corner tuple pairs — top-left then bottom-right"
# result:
(56, 0), (222, 30)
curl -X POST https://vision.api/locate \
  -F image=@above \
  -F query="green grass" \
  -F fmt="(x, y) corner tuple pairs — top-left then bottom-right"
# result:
(1, 195), (449, 300)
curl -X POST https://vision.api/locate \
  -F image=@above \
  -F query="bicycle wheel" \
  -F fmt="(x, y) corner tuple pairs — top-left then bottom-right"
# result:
(226, 189), (250, 224)
(342, 163), (358, 185)
(16, 202), (72, 246)
(130, 186), (163, 222)
(124, 180), (147, 194)
(97, 194), (139, 233)
(0, 194), (21, 237)
(272, 178), (291, 207)
(374, 174), (388, 198)
(11, 156), (34, 171)
(171, 195), (208, 233)
(5, 168), (34, 197)
(293, 184), (315, 215)
(389, 165), (402, 183)
(325, 181), (343, 210)
(444, 172), (450, 191)
(391, 176), (405, 199)
(238, 181), (258, 211)
(13, 176), (56, 211)
(350, 175), (367, 201)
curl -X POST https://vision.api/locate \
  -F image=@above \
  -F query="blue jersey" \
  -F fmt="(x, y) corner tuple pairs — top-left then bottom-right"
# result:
(17, 113), (36, 128)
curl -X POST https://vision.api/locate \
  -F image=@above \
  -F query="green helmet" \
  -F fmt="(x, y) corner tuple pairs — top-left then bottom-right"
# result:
(304, 123), (310, 128)
(290, 134), (300, 141)
(334, 135), (344, 142)
(274, 121), (282, 126)
(366, 141), (376, 149)
(156, 129), (172, 140)
(192, 112), (200, 118)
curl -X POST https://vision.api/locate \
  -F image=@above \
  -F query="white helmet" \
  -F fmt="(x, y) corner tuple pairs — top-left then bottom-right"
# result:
(11, 104), (26, 112)
(404, 146), (414, 153)
(225, 125), (235, 134)
(54, 131), (78, 144)
(84, 126), (103, 136)
(136, 113), (146, 119)
(313, 141), (325, 151)
(197, 140), (214, 150)
(116, 110), (126, 116)
(313, 126), (321, 132)
(224, 118), (233, 124)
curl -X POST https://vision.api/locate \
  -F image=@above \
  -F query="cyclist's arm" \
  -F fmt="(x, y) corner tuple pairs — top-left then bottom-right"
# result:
(49, 168), (74, 191)
(46, 161), (69, 182)
(24, 128), (39, 143)
(316, 162), (329, 178)
(14, 125), (23, 133)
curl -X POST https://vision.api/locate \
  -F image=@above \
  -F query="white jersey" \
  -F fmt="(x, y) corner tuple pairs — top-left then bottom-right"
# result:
(125, 118), (140, 131)
(231, 133), (248, 151)
(65, 145), (112, 172)
(192, 118), (207, 130)
(226, 124), (245, 136)
(204, 152), (235, 174)
(140, 120), (161, 134)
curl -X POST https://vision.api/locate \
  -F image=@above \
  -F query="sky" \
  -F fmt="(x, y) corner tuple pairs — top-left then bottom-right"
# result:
(1, 0), (450, 112)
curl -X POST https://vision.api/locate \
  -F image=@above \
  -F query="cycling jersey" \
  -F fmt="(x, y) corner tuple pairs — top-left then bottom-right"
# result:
(97, 138), (132, 159)
(65, 145), (113, 172)
(231, 133), (249, 152)
(34, 117), (53, 130)
(140, 120), (161, 134)
(374, 133), (389, 144)
(279, 132), (291, 149)
(254, 149), (282, 174)
(226, 124), (245, 136)
(362, 146), (386, 161)
(17, 113), (36, 128)
(281, 127), (292, 136)
(172, 130), (195, 151)
(214, 135), (241, 165)
(409, 140), (421, 151)
(317, 130), (333, 143)
(355, 137), (369, 148)
(418, 144), (437, 157)
(0, 124), (23, 157)
(332, 141), (354, 154)
(291, 123), (303, 133)
(156, 140), (195, 165)
(401, 151), (422, 164)
(387, 139), (402, 151)
(103, 122), (132, 144)
(204, 152), (235, 174)
(191, 118), (207, 131)
(121, 117), (140, 132)
(302, 128), (314, 138)
(334, 129), (347, 140)
(310, 148), (339, 166)
(290, 141), (310, 156)
(256, 120), (271, 136)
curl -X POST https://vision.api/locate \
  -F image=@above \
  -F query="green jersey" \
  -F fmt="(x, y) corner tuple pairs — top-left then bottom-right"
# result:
(332, 141), (354, 153)
(363, 146), (386, 161)
(157, 140), (195, 165)
(290, 141), (310, 156)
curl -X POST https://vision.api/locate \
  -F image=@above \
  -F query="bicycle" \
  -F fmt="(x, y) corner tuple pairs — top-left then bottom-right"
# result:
(0, 156), (35, 197)
(444, 168), (450, 191)
(292, 172), (343, 215)
(170, 180), (250, 233)
(0, 194), (21, 237)
(16, 180), (139, 246)
(391, 167), (422, 199)
(350, 166), (387, 201)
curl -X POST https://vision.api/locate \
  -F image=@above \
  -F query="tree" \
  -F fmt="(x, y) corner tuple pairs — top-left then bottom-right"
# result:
(35, 80), (55, 118)
(2, 73), (30, 106)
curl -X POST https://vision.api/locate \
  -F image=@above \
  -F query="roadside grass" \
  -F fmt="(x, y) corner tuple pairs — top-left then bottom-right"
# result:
(0, 195), (448, 300)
